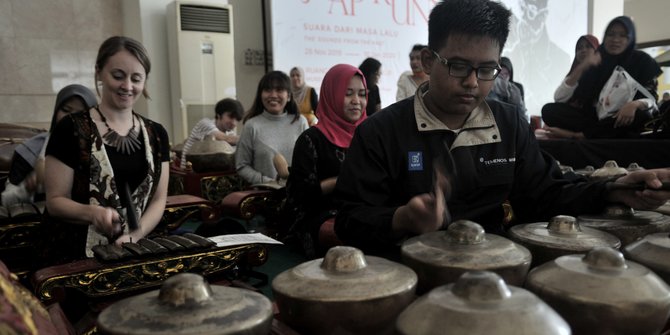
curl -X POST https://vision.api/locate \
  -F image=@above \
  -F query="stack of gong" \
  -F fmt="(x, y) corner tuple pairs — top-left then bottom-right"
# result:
(395, 220), (570, 334)
(271, 221), (567, 334)
(95, 177), (670, 335)
(505, 160), (670, 334)
(270, 217), (670, 334)
(184, 137), (236, 173)
(395, 213), (670, 334)
(272, 242), (570, 335)
(570, 160), (670, 246)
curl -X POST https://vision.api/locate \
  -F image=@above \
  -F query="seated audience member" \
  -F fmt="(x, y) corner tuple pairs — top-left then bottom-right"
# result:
(487, 56), (527, 120)
(2, 84), (97, 206)
(290, 67), (319, 126)
(179, 98), (243, 169)
(333, 0), (670, 259)
(359, 57), (382, 116)
(44, 36), (171, 265)
(661, 91), (670, 104)
(541, 17), (661, 139)
(538, 34), (599, 139)
(554, 34), (600, 103)
(396, 44), (429, 101)
(286, 64), (368, 258)
(235, 71), (309, 185)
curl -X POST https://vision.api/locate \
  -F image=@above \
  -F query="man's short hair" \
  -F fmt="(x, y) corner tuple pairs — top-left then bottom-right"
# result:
(215, 98), (244, 120)
(411, 44), (427, 54)
(428, 0), (511, 53)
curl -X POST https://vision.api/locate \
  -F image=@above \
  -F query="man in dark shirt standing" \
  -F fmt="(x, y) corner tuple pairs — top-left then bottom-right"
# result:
(333, 0), (670, 258)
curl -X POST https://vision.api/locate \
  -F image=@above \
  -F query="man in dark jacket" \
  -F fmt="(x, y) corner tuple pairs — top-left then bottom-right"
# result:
(333, 0), (670, 258)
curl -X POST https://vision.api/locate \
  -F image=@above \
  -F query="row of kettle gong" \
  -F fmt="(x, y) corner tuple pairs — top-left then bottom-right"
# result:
(95, 217), (670, 335)
(265, 159), (670, 333)
(559, 159), (642, 178)
(268, 218), (670, 335)
(558, 159), (670, 246)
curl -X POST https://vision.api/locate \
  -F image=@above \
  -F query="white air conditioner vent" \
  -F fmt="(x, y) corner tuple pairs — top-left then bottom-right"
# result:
(180, 5), (230, 33)
(167, 1), (236, 143)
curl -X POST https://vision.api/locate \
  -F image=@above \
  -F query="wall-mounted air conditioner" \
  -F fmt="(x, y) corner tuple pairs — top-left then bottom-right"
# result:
(166, 1), (236, 143)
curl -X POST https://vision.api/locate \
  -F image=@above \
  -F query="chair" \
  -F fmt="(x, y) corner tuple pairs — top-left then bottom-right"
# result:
(0, 202), (45, 282)
(220, 185), (288, 240)
(169, 164), (248, 202)
(156, 194), (220, 235)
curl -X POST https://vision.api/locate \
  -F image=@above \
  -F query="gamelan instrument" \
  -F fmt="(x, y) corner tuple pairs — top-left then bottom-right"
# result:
(401, 220), (531, 294)
(272, 246), (417, 335)
(396, 271), (570, 335)
(31, 233), (268, 303)
(97, 272), (273, 335)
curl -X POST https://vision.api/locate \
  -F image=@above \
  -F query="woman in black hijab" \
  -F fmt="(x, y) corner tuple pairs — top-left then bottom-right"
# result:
(2, 84), (97, 205)
(542, 16), (661, 139)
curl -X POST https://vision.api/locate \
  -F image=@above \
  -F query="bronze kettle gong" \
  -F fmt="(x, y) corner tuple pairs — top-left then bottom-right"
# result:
(96, 272), (274, 335)
(525, 247), (670, 335)
(271, 246), (417, 335)
(396, 271), (570, 335)
(401, 220), (531, 294)
(624, 231), (670, 284)
(508, 215), (621, 267)
(578, 204), (670, 246)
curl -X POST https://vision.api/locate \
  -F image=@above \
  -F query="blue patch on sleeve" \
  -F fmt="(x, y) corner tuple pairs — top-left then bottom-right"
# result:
(408, 151), (423, 171)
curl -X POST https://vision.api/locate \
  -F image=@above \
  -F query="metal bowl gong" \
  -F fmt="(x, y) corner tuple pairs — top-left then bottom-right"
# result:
(573, 165), (595, 178)
(401, 220), (531, 294)
(96, 273), (273, 335)
(578, 204), (670, 246)
(624, 232), (670, 284)
(525, 247), (670, 335)
(589, 160), (628, 180)
(626, 162), (644, 172)
(271, 246), (417, 335)
(185, 138), (236, 173)
(508, 215), (621, 267)
(396, 271), (570, 335)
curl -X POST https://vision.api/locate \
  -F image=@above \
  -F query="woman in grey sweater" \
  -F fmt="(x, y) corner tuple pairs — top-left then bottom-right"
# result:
(235, 71), (309, 184)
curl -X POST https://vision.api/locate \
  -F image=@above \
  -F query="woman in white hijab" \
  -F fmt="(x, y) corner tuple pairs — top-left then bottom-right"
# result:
(290, 67), (319, 126)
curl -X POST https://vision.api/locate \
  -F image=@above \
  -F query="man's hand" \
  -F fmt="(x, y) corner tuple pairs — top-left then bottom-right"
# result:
(392, 167), (451, 235)
(607, 169), (670, 210)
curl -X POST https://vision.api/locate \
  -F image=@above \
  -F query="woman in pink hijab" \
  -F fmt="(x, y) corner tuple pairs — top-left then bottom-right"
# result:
(286, 64), (368, 258)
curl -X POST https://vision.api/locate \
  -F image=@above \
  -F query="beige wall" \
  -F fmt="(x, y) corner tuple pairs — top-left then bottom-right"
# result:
(0, 0), (122, 127)
(625, 0), (670, 45)
(590, 0), (624, 38)
(0, 0), (267, 144)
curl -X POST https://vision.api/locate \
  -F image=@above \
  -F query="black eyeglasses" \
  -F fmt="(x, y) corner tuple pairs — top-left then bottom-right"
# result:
(432, 51), (501, 81)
